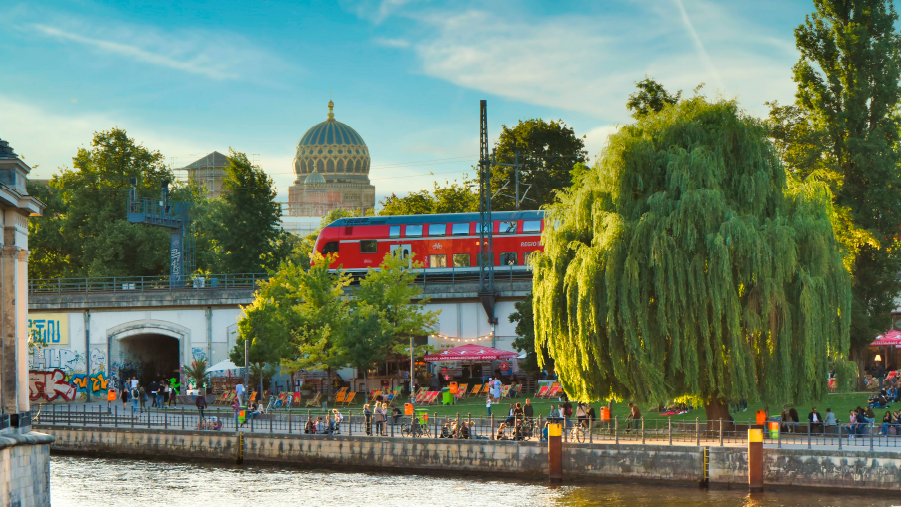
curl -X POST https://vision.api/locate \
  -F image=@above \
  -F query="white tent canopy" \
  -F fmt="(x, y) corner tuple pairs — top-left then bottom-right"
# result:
(207, 359), (242, 372)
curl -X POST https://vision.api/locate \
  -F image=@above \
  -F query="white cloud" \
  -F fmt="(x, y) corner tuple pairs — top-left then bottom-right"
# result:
(374, 37), (411, 48)
(385, 2), (798, 121)
(349, 0), (426, 24)
(25, 18), (284, 82)
(583, 125), (619, 163)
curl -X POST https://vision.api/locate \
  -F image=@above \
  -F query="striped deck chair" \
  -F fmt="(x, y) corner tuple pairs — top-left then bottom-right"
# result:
(424, 391), (440, 405)
(454, 384), (468, 400)
(370, 390), (383, 403)
(535, 385), (550, 398)
(512, 384), (522, 398)
(282, 393), (294, 411)
(340, 392), (356, 406)
(387, 389), (402, 406)
(213, 391), (229, 405)
(331, 387), (348, 402)
(469, 383), (483, 397)
(546, 385), (562, 398)
(414, 390), (428, 403)
(500, 385), (511, 399)
(305, 392), (322, 407)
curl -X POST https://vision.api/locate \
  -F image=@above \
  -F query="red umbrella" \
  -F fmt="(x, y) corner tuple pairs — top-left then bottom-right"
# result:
(871, 330), (901, 346)
(423, 343), (519, 362)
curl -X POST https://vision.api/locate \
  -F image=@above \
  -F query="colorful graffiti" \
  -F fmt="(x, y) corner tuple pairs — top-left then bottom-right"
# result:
(68, 372), (109, 394)
(29, 369), (78, 402)
(191, 347), (208, 362)
(29, 348), (84, 373)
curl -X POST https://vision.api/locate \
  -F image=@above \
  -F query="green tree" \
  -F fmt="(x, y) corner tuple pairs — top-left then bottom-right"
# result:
(218, 150), (283, 274)
(378, 179), (478, 216)
(772, 0), (901, 363)
(626, 77), (682, 118)
(532, 97), (852, 423)
(490, 119), (587, 210)
(27, 128), (173, 278)
(508, 296), (551, 377)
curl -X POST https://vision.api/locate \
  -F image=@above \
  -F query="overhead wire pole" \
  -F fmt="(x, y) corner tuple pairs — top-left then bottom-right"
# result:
(477, 100), (498, 327)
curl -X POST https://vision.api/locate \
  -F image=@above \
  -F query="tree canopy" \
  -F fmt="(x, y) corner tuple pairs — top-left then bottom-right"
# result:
(769, 0), (901, 358)
(532, 97), (851, 421)
(490, 119), (587, 210)
(379, 179), (478, 216)
(626, 77), (682, 118)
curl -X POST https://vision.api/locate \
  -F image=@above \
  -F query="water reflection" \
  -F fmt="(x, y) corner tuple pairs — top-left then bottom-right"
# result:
(50, 456), (893, 507)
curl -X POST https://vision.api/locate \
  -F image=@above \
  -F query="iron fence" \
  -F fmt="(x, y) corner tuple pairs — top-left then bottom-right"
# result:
(32, 404), (901, 450)
(28, 273), (267, 294)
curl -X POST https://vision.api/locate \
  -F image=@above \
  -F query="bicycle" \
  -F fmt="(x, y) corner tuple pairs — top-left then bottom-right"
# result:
(401, 417), (432, 438)
(571, 420), (589, 442)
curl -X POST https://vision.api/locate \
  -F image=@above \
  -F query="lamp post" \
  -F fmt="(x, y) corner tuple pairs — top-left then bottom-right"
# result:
(243, 339), (249, 408)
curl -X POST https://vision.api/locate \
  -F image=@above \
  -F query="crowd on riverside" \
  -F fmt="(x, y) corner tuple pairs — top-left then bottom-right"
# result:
(110, 377), (183, 413)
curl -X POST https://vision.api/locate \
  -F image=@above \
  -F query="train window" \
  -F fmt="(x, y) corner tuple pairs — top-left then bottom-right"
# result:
(451, 223), (469, 236)
(524, 252), (535, 265)
(475, 222), (489, 234)
(478, 252), (491, 267)
(322, 241), (339, 254)
(453, 253), (470, 267)
(406, 225), (423, 237)
(523, 220), (542, 233)
(360, 240), (378, 253)
(429, 254), (447, 268)
(499, 252), (518, 265)
(428, 224), (446, 236)
(499, 221), (517, 234)
(389, 225), (401, 238)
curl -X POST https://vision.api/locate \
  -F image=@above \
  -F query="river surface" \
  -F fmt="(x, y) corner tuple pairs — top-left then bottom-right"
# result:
(50, 455), (896, 507)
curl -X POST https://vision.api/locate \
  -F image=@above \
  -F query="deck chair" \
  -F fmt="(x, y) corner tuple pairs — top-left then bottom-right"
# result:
(546, 385), (561, 398)
(535, 385), (550, 398)
(249, 391), (259, 403)
(370, 390), (383, 403)
(454, 384), (468, 400)
(213, 391), (229, 405)
(414, 390), (427, 403)
(340, 392), (356, 406)
(335, 391), (346, 403)
(469, 383), (483, 397)
(305, 392), (322, 407)
(424, 391), (440, 405)
(500, 385), (511, 398)
(331, 387), (348, 402)
(512, 384), (522, 398)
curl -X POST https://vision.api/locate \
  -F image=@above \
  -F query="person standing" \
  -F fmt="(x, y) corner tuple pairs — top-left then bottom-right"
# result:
(119, 384), (129, 410)
(235, 382), (245, 406)
(160, 381), (169, 410)
(562, 398), (573, 428)
(524, 398), (534, 421)
(196, 392), (207, 421)
(131, 383), (139, 413)
(485, 395), (492, 416)
(626, 402), (641, 432)
(232, 398), (241, 429)
(363, 404), (373, 436)
(149, 379), (159, 408)
(139, 387), (147, 413)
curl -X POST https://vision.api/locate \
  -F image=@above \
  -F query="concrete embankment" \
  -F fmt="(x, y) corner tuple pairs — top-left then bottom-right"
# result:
(36, 425), (901, 491)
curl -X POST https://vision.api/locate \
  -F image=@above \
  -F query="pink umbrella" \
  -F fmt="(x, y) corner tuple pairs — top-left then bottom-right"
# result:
(871, 330), (901, 346)
(423, 344), (519, 362)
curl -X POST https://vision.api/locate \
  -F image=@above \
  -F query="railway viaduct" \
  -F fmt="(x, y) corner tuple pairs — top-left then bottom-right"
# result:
(26, 274), (531, 402)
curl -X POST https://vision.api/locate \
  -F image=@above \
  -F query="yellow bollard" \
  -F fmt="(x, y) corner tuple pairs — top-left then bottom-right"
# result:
(748, 428), (763, 492)
(548, 423), (563, 483)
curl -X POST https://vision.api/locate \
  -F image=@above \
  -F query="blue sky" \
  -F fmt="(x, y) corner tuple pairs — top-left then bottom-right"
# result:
(1, 0), (813, 205)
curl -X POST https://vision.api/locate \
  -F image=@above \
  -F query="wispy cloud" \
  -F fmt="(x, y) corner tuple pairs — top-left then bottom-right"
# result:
(374, 37), (411, 48)
(32, 24), (237, 80)
(348, 0), (426, 24)
(368, 2), (798, 121)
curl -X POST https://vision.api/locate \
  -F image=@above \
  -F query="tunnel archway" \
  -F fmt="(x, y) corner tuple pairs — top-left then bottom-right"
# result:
(107, 320), (189, 389)
(118, 334), (180, 385)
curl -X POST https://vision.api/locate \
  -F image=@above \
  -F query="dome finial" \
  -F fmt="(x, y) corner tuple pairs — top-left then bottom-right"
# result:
(327, 95), (335, 120)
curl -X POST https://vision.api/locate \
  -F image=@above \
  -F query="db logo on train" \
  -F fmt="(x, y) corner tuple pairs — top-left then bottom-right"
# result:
(499, 362), (511, 371)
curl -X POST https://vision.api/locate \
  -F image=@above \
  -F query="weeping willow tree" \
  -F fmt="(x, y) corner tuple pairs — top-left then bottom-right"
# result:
(533, 97), (852, 422)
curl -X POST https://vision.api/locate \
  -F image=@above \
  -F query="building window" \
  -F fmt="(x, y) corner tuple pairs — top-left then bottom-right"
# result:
(499, 221), (517, 234)
(451, 223), (469, 236)
(322, 241), (339, 254)
(453, 253), (470, 267)
(428, 224), (446, 236)
(360, 240), (377, 253)
(389, 226), (401, 238)
(499, 252), (518, 265)
(406, 225), (423, 237)
(523, 220), (542, 233)
(430, 254), (447, 268)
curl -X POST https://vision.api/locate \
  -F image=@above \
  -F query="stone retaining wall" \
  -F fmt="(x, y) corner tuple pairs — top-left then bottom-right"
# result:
(0, 431), (53, 507)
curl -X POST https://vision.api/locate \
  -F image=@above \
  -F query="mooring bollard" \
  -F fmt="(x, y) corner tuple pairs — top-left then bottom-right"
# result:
(548, 422), (563, 483)
(748, 429), (763, 492)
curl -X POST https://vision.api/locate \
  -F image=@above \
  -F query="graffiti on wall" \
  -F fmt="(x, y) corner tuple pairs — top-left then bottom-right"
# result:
(28, 369), (78, 402)
(90, 348), (106, 373)
(68, 372), (109, 394)
(191, 347), (208, 362)
(29, 348), (84, 373)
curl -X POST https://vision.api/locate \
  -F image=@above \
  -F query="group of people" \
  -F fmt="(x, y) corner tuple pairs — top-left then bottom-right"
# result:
(363, 401), (399, 436)
(113, 376), (179, 413)
(843, 406), (901, 437)
(304, 409), (344, 435)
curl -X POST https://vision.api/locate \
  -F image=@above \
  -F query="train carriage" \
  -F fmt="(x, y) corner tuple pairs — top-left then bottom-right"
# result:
(313, 210), (545, 273)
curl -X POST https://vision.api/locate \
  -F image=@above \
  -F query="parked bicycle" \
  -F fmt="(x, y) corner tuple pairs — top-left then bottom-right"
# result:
(401, 416), (431, 438)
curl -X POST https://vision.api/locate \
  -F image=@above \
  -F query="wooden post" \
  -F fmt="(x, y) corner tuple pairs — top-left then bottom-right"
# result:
(548, 422), (563, 483)
(748, 429), (764, 493)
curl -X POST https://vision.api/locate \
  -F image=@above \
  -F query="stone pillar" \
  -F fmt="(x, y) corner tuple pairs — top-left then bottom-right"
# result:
(1, 242), (20, 416)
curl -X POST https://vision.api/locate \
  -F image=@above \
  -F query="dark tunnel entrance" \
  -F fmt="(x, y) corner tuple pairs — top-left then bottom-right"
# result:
(118, 334), (180, 386)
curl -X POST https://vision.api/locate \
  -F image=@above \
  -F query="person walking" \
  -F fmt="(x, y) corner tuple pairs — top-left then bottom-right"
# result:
(196, 392), (207, 421)
(130, 383), (139, 413)
(120, 384), (129, 410)
(139, 387), (147, 414)
(232, 398), (241, 429)
(160, 381), (169, 410)
(149, 379), (158, 408)
(625, 402), (641, 432)
(235, 382), (245, 406)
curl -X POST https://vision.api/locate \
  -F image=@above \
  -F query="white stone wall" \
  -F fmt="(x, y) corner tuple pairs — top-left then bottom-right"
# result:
(0, 436), (51, 507)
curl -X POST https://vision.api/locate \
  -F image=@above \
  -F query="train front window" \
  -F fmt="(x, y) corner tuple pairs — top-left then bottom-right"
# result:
(523, 220), (542, 233)
(429, 254), (447, 268)
(499, 252), (518, 265)
(451, 223), (469, 236)
(428, 224), (446, 236)
(389, 226), (401, 238)
(499, 221), (517, 234)
(360, 240), (377, 253)
(406, 225), (423, 237)
(453, 253), (470, 267)
(322, 241), (339, 254)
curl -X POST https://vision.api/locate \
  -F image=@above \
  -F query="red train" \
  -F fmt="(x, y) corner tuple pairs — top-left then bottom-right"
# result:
(313, 210), (545, 272)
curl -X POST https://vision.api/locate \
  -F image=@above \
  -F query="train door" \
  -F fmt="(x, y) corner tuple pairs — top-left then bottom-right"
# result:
(390, 244), (413, 266)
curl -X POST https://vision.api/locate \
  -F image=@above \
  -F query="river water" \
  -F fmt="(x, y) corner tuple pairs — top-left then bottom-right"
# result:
(50, 455), (894, 507)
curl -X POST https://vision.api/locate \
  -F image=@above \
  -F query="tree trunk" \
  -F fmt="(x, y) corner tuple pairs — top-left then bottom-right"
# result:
(704, 398), (734, 433)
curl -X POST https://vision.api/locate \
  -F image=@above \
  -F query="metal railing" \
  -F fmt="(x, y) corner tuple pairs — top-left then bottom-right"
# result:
(33, 405), (901, 450)
(28, 273), (267, 295)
